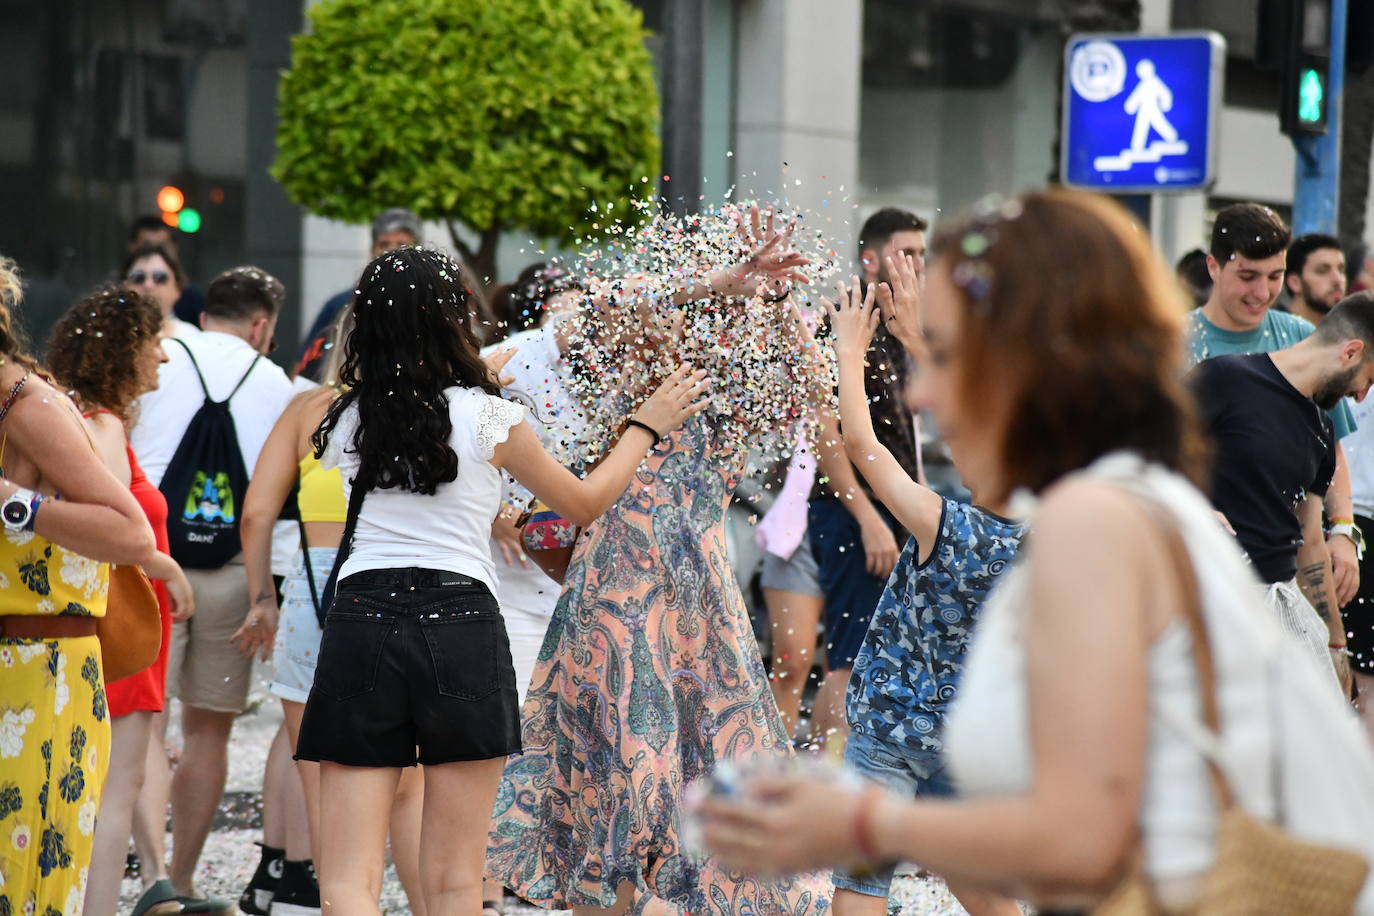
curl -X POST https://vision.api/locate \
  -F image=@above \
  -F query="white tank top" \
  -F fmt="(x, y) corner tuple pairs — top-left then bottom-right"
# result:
(323, 386), (526, 594)
(942, 453), (1279, 893)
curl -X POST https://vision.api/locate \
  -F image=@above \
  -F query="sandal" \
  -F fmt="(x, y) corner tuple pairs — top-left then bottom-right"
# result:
(130, 880), (184, 916)
(175, 892), (234, 915)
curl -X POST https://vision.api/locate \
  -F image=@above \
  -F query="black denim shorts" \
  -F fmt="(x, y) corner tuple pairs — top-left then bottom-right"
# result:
(295, 568), (522, 767)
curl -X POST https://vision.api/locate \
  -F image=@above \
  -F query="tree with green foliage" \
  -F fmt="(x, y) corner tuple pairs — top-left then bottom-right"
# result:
(272, 0), (661, 286)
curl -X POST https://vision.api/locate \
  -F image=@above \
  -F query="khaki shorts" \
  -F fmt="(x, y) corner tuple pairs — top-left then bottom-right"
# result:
(167, 558), (252, 714)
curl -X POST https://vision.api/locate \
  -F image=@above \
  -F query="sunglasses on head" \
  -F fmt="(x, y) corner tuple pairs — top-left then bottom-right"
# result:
(127, 270), (171, 286)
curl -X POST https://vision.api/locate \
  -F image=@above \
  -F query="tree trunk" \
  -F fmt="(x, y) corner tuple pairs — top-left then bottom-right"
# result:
(446, 220), (503, 293)
(1340, 62), (1374, 245)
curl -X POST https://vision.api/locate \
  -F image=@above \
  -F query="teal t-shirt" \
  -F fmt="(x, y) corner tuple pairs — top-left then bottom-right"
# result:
(1186, 308), (1356, 439)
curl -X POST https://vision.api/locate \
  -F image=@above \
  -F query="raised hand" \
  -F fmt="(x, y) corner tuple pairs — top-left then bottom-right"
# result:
(483, 346), (518, 387)
(822, 277), (880, 358)
(874, 252), (925, 357)
(632, 364), (711, 441)
(709, 205), (811, 299)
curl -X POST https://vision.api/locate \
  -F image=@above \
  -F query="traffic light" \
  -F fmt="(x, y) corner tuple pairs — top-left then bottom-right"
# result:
(1280, 0), (1332, 136)
(155, 184), (201, 234)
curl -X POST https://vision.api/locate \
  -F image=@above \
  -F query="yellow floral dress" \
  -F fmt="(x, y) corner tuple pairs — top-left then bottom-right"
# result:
(0, 528), (110, 916)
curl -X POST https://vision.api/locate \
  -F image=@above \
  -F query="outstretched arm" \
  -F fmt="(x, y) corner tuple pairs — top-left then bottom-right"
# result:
(496, 365), (710, 526)
(825, 280), (943, 563)
(678, 205), (811, 304)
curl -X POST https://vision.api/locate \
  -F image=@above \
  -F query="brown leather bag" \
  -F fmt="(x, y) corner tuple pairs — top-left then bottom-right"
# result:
(96, 563), (162, 683)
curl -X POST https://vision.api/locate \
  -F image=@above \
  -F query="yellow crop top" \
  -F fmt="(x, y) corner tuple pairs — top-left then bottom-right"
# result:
(297, 452), (346, 524)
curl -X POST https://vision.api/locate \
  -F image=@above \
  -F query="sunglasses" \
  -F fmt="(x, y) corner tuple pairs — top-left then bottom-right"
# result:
(127, 270), (171, 286)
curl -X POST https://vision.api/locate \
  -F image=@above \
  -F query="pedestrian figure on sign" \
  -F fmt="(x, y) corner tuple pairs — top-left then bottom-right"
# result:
(1126, 59), (1179, 151)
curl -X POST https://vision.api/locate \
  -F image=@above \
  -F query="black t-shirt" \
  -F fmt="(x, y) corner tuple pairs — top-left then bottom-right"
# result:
(1188, 353), (1335, 583)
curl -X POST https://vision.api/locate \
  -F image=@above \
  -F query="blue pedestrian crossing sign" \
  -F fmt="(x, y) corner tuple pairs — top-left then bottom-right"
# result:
(1062, 32), (1226, 193)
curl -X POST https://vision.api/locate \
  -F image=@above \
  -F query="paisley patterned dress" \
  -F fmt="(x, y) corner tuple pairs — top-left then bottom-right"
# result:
(487, 417), (831, 915)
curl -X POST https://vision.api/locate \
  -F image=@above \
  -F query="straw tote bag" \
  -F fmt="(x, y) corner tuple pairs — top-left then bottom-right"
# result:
(97, 563), (162, 683)
(1093, 505), (1368, 916)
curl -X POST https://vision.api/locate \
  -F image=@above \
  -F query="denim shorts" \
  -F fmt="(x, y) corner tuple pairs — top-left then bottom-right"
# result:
(269, 547), (335, 704)
(809, 497), (903, 668)
(833, 730), (955, 898)
(758, 537), (822, 598)
(295, 568), (522, 767)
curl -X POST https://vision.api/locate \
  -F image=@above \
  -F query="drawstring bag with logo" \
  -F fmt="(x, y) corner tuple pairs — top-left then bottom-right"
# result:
(158, 339), (259, 568)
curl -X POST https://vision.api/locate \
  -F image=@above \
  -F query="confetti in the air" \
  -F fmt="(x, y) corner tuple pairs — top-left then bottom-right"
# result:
(552, 199), (840, 467)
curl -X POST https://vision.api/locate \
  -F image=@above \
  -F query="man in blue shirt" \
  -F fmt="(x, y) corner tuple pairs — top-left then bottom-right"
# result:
(1185, 203), (1362, 608)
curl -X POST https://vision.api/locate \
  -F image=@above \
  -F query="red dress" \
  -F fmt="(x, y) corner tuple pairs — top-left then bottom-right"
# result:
(106, 441), (174, 716)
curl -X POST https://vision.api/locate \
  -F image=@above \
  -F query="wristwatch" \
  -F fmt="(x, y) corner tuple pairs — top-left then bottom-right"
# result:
(1, 487), (42, 533)
(1328, 520), (1366, 559)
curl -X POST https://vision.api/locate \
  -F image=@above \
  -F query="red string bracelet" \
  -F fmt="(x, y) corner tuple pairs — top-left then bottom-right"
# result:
(851, 786), (885, 864)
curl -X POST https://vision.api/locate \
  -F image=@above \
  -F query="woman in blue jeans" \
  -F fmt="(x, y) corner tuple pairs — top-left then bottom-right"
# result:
(293, 247), (709, 916)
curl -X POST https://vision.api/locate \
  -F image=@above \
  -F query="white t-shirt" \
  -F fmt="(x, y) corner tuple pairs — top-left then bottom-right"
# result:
(167, 317), (202, 340)
(131, 330), (294, 487)
(323, 386), (526, 593)
(1345, 396), (1374, 519)
(131, 331), (295, 571)
(481, 325), (586, 613)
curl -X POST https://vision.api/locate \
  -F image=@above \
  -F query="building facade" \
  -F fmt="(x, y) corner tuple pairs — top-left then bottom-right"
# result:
(0, 0), (1368, 350)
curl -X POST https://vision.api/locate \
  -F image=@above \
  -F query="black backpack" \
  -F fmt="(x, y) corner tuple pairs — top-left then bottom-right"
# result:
(158, 338), (261, 569)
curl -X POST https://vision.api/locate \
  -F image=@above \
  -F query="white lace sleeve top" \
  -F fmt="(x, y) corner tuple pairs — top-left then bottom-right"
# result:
(323, 386), (527, 592)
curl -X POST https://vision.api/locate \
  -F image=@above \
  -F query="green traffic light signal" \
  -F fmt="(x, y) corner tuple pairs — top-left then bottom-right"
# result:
(1298, 67), (1325, 123)
(177, 207), (202, 233)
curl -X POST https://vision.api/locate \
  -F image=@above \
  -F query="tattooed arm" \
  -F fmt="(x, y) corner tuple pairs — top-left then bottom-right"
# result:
(1296, 494), (1352, 693)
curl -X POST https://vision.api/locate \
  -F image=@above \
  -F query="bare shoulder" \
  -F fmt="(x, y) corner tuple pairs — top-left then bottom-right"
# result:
(5, 376), (84, 431)
(1031, 478), (1172, 578)
(85, 410), (129, 440)
(1031, 477), (1176, 633)
(292, 385), (336, 417)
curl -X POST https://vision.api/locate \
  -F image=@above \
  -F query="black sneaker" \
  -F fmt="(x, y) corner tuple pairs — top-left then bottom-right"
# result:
(269, 860), (320, 916)
(239, 843), (284, 915)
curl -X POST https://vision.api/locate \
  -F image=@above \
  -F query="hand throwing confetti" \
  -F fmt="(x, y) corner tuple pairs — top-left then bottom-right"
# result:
(555, 201), (840, 466)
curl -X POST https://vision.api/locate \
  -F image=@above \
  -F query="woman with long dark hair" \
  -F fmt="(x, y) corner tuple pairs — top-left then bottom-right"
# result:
(293, 246), (707, 916)
(0, 258), (158, 914)
(237, 306), (432, 916)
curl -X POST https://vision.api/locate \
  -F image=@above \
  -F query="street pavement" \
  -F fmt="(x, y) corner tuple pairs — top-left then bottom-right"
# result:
(116, 671), (983, 915)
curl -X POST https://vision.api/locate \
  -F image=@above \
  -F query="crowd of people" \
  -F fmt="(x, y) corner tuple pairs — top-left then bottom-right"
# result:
(1, 188), (1373, 916)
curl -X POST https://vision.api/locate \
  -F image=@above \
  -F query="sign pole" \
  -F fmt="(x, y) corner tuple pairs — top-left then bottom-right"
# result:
(1291, 0), (1347, 236)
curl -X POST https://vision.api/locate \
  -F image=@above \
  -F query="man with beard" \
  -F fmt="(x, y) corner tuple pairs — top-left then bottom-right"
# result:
(1189, 291), (1374, 699)
(1186, 204), (1362, 615)
(1286, 233), (1348, 326)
